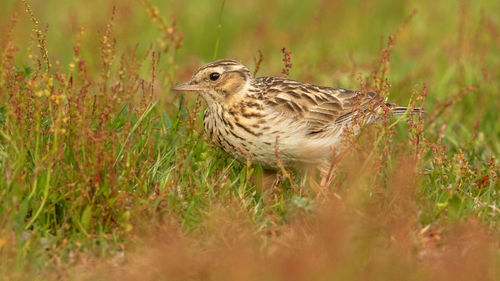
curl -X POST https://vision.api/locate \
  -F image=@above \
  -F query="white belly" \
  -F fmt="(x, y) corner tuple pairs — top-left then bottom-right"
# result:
(204, 108), (344, 169)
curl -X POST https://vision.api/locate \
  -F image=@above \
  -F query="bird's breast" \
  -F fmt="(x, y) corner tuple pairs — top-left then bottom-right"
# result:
(203, 106), (342, 168)
(203, 107), (279, 163)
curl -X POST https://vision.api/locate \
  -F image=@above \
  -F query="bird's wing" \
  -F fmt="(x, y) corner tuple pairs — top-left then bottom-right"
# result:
(257, 77), (379, 135)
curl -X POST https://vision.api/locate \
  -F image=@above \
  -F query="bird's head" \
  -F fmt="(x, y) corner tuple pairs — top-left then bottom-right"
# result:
(172, 59), (252, 106)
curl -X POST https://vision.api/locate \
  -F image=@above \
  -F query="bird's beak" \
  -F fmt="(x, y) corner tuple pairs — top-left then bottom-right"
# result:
(171, 81), (202, 92)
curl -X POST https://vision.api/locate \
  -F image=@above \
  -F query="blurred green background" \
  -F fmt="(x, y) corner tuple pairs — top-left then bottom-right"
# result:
(2, 0), (499, 128)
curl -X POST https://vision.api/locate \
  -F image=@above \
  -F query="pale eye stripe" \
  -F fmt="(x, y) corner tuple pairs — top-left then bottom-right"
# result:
(197, 60), (241, 72)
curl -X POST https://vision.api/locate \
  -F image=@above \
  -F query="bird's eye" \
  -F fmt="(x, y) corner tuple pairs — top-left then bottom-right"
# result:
(209, 72), (220, 81)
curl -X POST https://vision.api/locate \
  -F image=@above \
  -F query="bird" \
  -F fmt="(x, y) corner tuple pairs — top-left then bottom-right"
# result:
(172, 59), (421, 173)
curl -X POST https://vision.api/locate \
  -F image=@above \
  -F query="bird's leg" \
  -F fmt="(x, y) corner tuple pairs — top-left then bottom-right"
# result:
(251, 167), (280, 192)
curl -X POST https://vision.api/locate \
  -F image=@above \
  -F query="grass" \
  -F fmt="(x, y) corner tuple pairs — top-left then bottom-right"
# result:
(0, 0), (499, 280)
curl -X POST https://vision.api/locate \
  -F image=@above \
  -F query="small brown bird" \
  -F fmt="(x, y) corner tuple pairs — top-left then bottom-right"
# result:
(172, 59), (419, 172)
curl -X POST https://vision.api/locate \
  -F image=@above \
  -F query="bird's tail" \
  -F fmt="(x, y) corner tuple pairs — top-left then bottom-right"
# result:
(391, 106), (424, 115)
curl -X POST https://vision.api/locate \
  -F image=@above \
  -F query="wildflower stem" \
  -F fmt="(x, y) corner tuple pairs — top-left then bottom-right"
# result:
(212, 0), (226, 60)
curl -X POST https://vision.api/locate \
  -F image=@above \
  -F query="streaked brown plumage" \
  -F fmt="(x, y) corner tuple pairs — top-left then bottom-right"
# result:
(172, 59), (419, 172)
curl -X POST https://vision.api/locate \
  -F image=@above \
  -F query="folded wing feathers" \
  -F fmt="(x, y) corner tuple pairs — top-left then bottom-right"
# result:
(260, 77), (421, 135)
